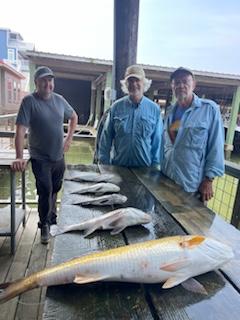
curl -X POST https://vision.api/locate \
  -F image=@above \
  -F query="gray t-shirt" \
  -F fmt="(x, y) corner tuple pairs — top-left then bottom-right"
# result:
(16, 92), (74, 161)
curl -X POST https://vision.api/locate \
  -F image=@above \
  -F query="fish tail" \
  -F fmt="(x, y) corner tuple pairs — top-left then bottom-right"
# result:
(0, 276), (38, 304)
(50, 225), (66, 237)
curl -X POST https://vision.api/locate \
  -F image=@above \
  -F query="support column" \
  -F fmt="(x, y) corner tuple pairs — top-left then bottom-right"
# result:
(104, 71), (112, 111)
(95, 86), (103, 128)
(29, 62), (36, 93)
(113, 0), (139, 100)
(89, 82), (96, 126)
(225, 86), (240, 159)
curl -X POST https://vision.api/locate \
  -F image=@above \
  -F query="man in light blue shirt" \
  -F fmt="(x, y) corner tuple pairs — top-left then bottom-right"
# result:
(98, 65), (163, 167)
(161, 67), (224, 201)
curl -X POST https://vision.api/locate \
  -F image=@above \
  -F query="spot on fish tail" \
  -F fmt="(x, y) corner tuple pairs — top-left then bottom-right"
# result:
(179, 235), (205, 249)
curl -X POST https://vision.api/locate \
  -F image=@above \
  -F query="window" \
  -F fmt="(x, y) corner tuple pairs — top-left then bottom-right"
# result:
(7, 79), (12, 103)
(13, 81), (17, 102)
(8, 48), (15, 62)
(17, 83), (21, 102)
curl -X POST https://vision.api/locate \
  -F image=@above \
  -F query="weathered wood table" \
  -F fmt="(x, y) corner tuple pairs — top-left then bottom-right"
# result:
(43, 164), (240, 320)
(0, 149), (29, 254)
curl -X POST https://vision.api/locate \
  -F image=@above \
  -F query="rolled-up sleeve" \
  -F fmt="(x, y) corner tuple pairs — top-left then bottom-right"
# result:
(204, 107), (225, 178)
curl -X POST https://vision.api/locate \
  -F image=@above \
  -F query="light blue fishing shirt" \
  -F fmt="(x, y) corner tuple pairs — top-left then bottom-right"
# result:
(161, 94), (225, 192)
(99, 95), (163, 167)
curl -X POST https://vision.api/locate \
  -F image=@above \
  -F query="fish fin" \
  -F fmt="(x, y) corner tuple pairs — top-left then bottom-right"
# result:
(181, 278), (208, 295)
(160, 259), (190, 272)
(110, 226), (126, 235)
(179, 235), (205, 249)
(73, 274), (107, 284)
(83, 226), (98, 237)
(50, 225), (66, 237)
(108, 216), (124, 228)
(162, 276), (189, 289)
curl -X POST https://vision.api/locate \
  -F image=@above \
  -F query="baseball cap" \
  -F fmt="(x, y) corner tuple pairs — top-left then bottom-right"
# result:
(170, 67), (194, 82)
(34, 66), (54, 81)
(124, 65), (146, 80)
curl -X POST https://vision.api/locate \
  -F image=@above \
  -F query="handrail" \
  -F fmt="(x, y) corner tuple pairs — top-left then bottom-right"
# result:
(0, 113), (17, 121)
(0, 130), (95, 140)
(225, 160), (240, 179)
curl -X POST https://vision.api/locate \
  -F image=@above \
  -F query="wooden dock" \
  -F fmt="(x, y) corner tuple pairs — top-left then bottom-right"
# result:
(0, 208), (52, 320)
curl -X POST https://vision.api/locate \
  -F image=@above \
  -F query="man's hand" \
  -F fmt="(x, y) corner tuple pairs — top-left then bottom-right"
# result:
(11, 158), (27, 172)
(198, 178), (214, 202)
(63, 137), (72, 153)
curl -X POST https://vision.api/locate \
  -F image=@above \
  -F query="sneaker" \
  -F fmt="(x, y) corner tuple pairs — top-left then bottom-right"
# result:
(41, 224), (50, 244)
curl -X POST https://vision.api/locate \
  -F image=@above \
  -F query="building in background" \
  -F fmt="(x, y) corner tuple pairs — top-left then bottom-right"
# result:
(0, 28), (34, 93)
(0, 60), (25, 114)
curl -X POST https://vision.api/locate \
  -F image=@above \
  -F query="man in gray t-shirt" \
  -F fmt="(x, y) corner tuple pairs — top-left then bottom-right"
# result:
(12, 66), (78, 244)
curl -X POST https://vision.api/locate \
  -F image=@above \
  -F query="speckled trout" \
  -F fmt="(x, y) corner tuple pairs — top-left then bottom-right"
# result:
(0, 235), (234, 304)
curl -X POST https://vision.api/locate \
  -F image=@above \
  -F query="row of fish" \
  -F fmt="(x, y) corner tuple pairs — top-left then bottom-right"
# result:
(0, 235), (234, 304)
(66, 172), (127, 206)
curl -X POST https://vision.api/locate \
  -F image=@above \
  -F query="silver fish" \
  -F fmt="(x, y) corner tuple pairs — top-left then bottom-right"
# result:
(71, 182), (120, 196)
(72, 194), (127, 206)
(50, 207), (152, 237)
(66, 172), (115, 183)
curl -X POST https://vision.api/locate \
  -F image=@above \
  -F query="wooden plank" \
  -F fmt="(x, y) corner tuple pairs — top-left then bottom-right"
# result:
(0, 208), (39, 320)
(15, 222), (49, 320)
(43, 165), (153, 320)
(132, 168), (240, 290)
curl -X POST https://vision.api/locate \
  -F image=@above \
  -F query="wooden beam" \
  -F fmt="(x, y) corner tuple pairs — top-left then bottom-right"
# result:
(225, 86), (240, 159)
(113, 0), (139, 99)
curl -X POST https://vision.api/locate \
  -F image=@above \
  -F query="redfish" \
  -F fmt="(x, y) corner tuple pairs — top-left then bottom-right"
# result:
(0, 235), (234, 304)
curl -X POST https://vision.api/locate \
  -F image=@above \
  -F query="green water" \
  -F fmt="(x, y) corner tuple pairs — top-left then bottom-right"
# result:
(0, 139), (95, 203)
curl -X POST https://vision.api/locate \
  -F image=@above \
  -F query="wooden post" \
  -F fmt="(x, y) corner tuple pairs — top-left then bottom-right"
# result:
(89, 83), (96, 125)
(29, 62), (36, 93)
(231, 180), (240, 229)
(113, 0), (140, 100)
(225, 86), (240, 159)
(104, 71), (112, 111)
(95, 86), (103, 127)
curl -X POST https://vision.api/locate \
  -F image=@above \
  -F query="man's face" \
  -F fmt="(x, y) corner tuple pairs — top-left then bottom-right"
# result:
(35, 76), (54, 98)
(127, 77), (144, 98)
(171, 74), (195, 105)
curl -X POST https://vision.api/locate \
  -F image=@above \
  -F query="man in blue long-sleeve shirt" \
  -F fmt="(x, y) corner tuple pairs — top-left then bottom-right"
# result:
(98, 65), (163, 167)
(161, 67), (225, 201)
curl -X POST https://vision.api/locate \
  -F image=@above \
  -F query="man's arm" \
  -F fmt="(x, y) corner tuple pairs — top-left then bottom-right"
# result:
(198, 106), (225, 201)
(11, 124), (28, 172)
(151, 111), (163, 166)
(63, 111), (78, 152)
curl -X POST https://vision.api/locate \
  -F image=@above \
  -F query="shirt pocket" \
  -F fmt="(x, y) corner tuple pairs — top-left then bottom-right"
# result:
(113, 115), (129, 135)
(139, 115), (155, 138)
(181, 123), (208, 149)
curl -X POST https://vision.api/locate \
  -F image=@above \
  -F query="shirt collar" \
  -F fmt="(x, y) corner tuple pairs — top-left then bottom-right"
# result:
(127, 95), (145, 107)
(170, 93), (201, 111)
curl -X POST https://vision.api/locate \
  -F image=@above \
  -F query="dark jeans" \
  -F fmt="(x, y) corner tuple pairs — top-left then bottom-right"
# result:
(31, 158), (65, 227)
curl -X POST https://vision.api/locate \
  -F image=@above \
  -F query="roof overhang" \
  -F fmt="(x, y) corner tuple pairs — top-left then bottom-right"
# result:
(0, 60), (25, 79)
(23, 50), (240, 87)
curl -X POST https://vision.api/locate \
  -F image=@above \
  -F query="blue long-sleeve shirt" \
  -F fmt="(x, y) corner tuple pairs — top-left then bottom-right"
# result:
(99, 95), (163, 167)
(161, 94), (225, 192)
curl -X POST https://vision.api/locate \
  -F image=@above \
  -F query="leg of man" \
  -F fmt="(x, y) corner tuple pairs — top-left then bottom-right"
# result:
(50, 158), (65, 225)
(31, 159), (52, 244)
